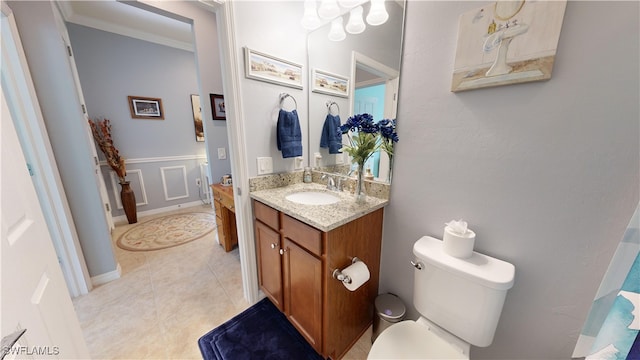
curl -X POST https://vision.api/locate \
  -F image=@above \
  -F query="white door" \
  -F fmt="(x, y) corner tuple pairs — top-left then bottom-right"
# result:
(51, 3), (114, 231)
(1, 87), (90, 358)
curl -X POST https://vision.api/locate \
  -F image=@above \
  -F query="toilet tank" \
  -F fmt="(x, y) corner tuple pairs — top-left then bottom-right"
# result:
(412, 236), (515, 347)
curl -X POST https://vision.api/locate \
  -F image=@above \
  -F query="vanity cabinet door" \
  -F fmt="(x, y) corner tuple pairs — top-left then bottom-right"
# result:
(255, 221), (283, 311)
(283, 238), (323, 353)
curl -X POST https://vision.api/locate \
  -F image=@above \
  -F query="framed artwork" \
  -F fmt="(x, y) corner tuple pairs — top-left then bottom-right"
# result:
(312, 69), (349, 98)
(210, 94), (226, 120)
(190, 94), (204, 142)
(451, 0), (567, 92)
(244, 47), (303, 89)
(128, 96), (164, 119)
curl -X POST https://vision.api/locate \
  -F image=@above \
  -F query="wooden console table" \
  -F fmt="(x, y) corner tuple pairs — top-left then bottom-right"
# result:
(211, 184), (237, 252)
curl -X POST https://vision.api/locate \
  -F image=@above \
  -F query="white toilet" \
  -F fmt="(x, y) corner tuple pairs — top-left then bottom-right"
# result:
(368, 236), (515, 359)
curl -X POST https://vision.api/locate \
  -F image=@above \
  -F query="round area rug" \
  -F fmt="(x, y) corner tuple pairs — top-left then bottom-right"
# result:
(117, 212), (215, 251)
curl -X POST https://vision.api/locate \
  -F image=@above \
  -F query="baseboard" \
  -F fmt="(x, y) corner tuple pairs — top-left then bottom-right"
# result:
(91, 263), (122, 286)
(112, 200), (212, 224)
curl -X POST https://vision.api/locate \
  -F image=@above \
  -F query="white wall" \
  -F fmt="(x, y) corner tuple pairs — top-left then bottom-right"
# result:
(380, 1), (639, 359)
(232, 1), (309, 177)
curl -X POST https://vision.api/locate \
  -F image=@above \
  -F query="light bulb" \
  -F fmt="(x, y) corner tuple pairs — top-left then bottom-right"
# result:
(328, 17), (346, 41)
(301, 0), (322, 30)
(366, 0), (389, 26)
(346, 6), (365, 34)
(318, 0), (340, 20)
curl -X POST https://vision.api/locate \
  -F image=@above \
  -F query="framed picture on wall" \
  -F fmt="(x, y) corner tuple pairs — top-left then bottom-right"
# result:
(128, 96), (164, 119)
(311, 69), (349, 98)
(210, 94), (226, 120)
(244, 47), (303, 89)
(190, 94), (205, 142)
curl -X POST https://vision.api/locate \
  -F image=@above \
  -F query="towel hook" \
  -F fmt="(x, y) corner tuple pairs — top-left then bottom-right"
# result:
(279, 93), (297, 110)
(326, 100), (340, 115)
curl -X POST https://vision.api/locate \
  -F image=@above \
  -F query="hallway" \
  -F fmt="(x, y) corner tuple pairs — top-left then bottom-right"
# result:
(72, 205), (248, 359)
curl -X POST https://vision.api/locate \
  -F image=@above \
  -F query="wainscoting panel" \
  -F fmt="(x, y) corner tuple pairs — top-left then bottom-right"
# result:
(99, 154), (208, 220)
(109, 169), (148, 209)
(160, 165), (189, 201)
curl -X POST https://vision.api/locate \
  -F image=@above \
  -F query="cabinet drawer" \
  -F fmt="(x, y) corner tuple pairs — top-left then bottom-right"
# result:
(213, 199), (221, 214)
(282, 215), (322, 256)
(254, 201), (279, 230)
(220, 193), (234, 211)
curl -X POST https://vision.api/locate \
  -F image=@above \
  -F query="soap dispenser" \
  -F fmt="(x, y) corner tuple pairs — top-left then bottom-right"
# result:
(303, 167), (312, 183)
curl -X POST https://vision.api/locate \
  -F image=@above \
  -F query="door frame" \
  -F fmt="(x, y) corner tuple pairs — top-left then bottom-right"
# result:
(1, 1), (91, 297)
(349, 51), (399, 182)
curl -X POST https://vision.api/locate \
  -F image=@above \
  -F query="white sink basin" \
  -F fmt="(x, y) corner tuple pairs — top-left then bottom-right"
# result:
(285, 191), (340, 205)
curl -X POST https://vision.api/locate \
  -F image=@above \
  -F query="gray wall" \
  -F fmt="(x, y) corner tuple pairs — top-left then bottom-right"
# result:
(135, 1), (231, 184)
(8, 1), (117, 277)
(380, 1), (639, 359)
(68, 23), (208, 216)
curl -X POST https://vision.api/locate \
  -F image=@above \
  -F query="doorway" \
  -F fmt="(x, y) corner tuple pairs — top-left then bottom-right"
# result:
(351, 52), (399, 182)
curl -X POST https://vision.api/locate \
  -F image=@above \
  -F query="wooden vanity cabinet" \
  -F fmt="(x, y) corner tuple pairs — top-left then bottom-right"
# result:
(253, 199), (384, 359)
(211, 184), (237, 252)
(255, 220), (283, 310)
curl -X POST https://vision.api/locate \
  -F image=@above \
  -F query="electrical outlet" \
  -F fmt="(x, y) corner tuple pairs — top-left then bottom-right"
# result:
(314, 152), (322, 167)
(195, 178), (201, 187)
(218, 147), (227, 160)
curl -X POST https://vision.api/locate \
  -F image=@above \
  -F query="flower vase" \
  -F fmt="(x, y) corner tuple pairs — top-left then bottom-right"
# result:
(120, 181), (137, 224)
(387, 155), (394, 183)
(355, 162), (366, 204)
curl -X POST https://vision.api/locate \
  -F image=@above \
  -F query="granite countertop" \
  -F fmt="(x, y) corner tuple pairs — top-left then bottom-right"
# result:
(250, 182), (388, 232)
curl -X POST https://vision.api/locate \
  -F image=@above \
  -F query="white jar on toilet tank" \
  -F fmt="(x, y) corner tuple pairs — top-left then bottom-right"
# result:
(442, 219), (476, 258)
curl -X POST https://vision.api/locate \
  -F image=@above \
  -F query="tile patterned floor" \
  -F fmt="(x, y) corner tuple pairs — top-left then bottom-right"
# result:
(72, 204), (371, 359)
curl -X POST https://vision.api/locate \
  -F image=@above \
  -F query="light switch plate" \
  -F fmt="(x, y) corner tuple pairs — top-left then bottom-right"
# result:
(257, 157), (273, 175)
(314, 152), (322, 167)
(217, 147), (226, 160)
(294, 156), (304, 170)
(335, 153), (344, 164)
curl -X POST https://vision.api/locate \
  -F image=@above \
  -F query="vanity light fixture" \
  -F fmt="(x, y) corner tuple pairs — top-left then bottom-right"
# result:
(345, 6), (366, 34)
(366, 0), (389, 26)
(303, 0), (389, 41)
(318, 0), (341, 20)
(328, 16), (347, 41)
(301, 0), (322, 30)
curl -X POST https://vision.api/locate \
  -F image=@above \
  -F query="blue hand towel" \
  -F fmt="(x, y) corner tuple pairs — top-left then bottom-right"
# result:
(320, 114), (342, 154)
(276, 109), (303, 158)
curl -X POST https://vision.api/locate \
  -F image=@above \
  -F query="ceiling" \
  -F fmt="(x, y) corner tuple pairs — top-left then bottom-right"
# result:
(58, 1), (197, 51)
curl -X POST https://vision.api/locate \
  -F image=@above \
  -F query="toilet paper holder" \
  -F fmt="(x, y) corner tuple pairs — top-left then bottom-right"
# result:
(332, 257), (362, 285)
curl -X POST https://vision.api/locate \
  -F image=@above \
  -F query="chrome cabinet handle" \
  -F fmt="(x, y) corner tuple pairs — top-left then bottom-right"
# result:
(410, 260), (424, 270)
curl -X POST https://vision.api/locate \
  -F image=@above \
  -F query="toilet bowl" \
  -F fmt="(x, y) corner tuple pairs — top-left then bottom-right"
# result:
(368, 318), (469, 359)
(368, 236), (515, 359)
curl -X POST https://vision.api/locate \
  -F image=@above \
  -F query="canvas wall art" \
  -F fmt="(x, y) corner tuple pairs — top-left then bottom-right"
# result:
(451, 0), (567, 92)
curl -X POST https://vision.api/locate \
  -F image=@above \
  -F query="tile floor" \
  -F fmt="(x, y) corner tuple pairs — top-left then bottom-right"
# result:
(73, 204), (372, 359)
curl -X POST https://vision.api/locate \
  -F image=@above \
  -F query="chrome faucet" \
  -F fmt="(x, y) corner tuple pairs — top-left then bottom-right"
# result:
(321, 174), (337, 191)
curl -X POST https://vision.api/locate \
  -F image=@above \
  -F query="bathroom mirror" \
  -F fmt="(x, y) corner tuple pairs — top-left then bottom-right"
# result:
(306, 0), (406, 184)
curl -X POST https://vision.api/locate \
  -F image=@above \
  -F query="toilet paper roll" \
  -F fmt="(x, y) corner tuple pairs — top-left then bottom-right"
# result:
(341, 261), (370, 291)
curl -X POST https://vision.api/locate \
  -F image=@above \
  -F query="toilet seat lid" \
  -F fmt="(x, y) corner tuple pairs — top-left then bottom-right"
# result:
(368, 321), (468, 360)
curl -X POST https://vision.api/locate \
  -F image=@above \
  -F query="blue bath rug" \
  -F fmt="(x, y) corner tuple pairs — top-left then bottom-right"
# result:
(198, 298), (324, 360)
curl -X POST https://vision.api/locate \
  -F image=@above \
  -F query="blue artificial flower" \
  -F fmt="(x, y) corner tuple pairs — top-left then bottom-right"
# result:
(378, 118), (399, 142)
